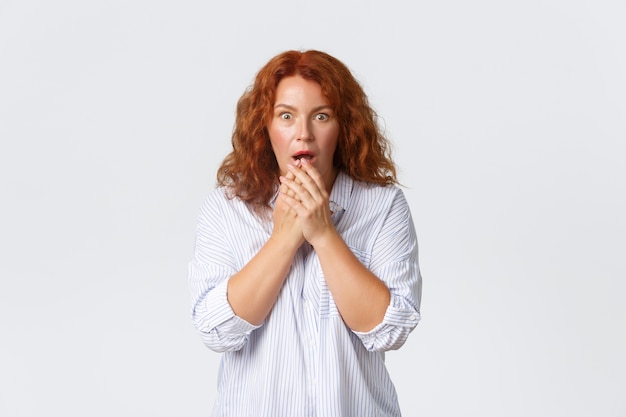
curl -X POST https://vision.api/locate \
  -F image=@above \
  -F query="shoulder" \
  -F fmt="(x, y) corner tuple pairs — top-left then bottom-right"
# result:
(352, 180), (407, 209)
(198, 186), (244, 220)
(198, 185), (269, 230)
(354, 180), (403, 196)
(334, 171), (403, 209)
(200, 186), (228, 210)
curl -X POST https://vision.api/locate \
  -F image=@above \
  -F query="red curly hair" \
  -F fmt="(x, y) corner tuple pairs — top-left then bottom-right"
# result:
(217, 49), (397, 208)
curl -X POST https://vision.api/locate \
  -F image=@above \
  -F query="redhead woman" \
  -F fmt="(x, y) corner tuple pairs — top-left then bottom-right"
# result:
(189, 50), (422, 417)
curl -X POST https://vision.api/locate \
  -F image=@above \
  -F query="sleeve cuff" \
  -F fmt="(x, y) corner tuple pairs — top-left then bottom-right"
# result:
(201, 279), (261, 335)
(352, 294), (420, 351)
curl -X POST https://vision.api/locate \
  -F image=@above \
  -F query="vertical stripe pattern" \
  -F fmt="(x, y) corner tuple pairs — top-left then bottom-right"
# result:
(188, 171), (422, 417)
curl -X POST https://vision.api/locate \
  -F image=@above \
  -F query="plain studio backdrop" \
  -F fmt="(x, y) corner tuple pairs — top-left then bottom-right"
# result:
(1, 0), (624, 416)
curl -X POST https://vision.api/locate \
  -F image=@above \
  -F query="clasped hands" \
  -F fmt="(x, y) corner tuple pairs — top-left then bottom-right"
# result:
(273, 158), (335, 249)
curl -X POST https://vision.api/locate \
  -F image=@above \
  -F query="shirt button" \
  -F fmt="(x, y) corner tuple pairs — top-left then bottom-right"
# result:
(410, 314), (417, 321)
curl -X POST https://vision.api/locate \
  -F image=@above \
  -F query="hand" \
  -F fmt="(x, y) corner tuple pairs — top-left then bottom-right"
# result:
(278, 158), (336, 246)
(272, 169), (305, 249)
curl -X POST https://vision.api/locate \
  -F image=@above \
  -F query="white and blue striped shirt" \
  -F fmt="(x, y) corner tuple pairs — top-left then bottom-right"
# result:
(189, 171), (422, 417)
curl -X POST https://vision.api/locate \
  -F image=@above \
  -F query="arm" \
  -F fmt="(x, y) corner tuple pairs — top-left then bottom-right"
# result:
(278, 160), (393, 331)
(189, 175), (304, 352)
(279, 159), (421, 349)
(354, 194), (421, 351)
(226, 190), (303, 324)
(308, 230), (391, 332)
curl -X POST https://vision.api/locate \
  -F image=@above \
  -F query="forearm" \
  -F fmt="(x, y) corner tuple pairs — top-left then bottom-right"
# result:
(227, 236), (299, 325)
(312, 231), (391, 332)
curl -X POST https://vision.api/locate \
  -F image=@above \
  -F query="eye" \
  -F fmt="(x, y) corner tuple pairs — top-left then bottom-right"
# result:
(280, 112), (292, 120)
(315, 113), (329, 121)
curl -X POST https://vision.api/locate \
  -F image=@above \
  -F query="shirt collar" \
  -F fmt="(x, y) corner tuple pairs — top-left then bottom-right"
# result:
(328, 170), (352, 216)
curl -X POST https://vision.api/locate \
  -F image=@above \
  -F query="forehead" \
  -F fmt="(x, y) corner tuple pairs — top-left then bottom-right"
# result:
(274, 75), (328, 104)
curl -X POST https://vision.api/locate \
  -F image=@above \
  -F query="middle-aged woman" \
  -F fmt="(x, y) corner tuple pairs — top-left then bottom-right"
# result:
(189, 49), (422, 417)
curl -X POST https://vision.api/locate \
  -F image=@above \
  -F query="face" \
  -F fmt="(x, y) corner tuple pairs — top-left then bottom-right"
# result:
(267, 75), (339, 191)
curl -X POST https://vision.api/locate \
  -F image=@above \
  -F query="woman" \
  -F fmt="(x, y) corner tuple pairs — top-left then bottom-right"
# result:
(189, 50), (422, 417)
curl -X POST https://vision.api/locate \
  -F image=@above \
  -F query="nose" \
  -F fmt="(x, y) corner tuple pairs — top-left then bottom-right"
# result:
(296, 118), (313, 142)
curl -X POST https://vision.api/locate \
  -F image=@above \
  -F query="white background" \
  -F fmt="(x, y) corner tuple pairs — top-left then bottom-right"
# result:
(1, 0), (625, 416)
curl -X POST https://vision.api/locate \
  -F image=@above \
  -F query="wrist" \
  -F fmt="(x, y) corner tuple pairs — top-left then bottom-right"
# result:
(268, 233), (302, 254)
(308, 228), (340, 251)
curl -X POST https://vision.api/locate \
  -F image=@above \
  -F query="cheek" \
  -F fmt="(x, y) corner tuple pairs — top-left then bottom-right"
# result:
(268, 135), (290, 169)
(269, 137), (286, 157)
(324, 128), (340, 155)
(267, 128), (281, 152)
(268, 125), (290, 148)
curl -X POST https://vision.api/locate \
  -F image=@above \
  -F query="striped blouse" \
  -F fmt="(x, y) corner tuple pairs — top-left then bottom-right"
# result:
(189, 171), (422, 417)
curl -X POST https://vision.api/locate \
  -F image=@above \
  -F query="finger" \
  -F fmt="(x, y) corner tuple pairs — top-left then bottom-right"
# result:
(284, 168), (297, 181)
(278, 189), (303, 213)
(299, 158), (328, 194)
(279, 177), (300, 200)
(282, 163), (302, 197)
(280, 173), (313, 204)
(286, 162), (303, 185)
(286, 163), (325, 204)
(280, 176), (322, 220)
(280, 175), (306, 201)
(281, 183), (325, 222)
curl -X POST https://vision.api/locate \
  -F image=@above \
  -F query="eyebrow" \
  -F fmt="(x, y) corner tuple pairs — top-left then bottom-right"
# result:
(273, 104), (333, 113)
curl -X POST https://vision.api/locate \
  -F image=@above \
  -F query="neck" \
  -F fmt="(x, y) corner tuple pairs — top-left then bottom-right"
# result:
(324, 167), (339, 193)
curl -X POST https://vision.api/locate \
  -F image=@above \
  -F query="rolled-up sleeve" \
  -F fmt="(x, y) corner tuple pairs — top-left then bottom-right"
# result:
(188, 193), (261, 352)
(352, 189), (422, 352)
(189, 261), (260, 352)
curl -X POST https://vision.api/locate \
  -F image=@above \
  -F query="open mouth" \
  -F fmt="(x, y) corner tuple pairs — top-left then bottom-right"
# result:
(292, 151), (315, 162)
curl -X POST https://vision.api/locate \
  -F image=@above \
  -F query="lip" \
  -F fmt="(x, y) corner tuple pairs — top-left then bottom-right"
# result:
(292, 150), (316, 163)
